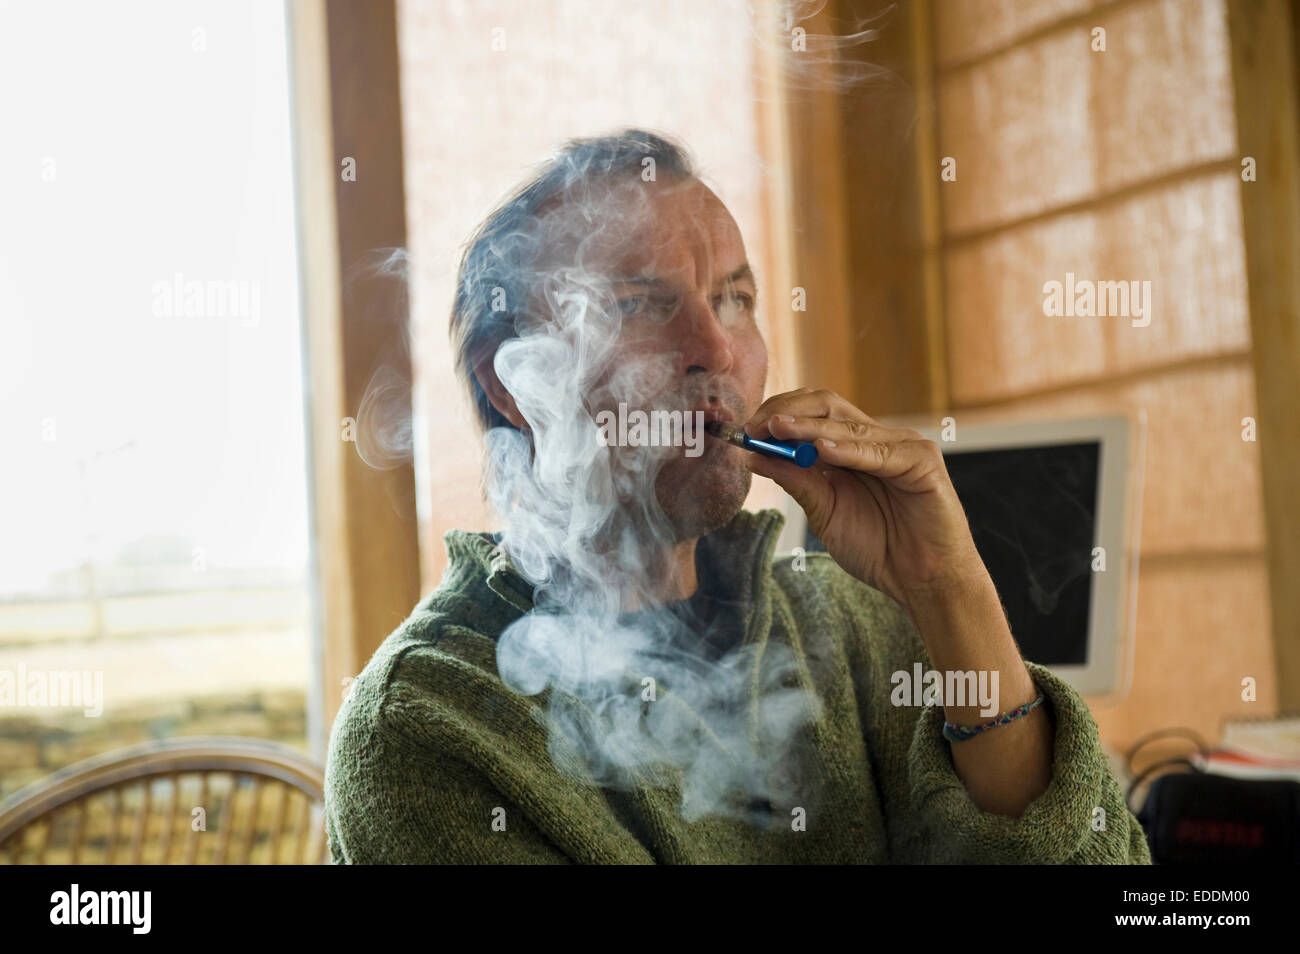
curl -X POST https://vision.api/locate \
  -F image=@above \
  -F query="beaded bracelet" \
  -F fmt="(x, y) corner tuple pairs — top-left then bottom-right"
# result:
(942, 690), (1046, 743)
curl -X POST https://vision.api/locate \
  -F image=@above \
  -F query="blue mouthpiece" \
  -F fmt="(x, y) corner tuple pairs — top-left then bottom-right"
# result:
(743, 434), (819, 468)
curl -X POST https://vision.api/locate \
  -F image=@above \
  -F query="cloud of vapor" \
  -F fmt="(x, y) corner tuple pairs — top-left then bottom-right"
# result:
(348, 248), (416, 471)
(471, 156), (826, 825)
(748, 0), (898, 94)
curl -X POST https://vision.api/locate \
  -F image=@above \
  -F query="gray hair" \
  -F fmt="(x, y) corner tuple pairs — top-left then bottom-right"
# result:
(449, 128), (697, 433)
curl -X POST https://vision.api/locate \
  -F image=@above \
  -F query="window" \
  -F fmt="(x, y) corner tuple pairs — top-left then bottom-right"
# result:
(0, 0), (312, 800)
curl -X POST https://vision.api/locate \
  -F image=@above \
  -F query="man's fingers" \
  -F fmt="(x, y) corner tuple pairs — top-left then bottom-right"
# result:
(765, 414), (922, 447)
(744, 388), (874, 437)
(810, 436), (946, 490)
(741, 390), (935, 491)
(744, 448), (835, 527)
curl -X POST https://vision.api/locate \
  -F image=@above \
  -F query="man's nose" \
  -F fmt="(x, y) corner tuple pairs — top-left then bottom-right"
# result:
(674, 293), (734, 377)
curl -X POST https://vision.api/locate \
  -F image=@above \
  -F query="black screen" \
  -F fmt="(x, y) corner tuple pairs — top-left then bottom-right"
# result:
(804, 441), (1100, 666)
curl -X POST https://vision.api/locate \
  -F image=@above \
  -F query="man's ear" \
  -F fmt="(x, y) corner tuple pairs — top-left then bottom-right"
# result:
(473, 352), (527, 430)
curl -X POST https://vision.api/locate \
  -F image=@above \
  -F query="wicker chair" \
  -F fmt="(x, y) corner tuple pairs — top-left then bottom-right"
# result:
(0, 737), (328, 864)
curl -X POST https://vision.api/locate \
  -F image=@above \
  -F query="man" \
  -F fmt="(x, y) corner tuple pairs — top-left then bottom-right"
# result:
(325, 129), (1150, 864)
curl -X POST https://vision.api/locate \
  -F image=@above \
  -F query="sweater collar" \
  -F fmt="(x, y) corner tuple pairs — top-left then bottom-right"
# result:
(442, 507), (788, 626)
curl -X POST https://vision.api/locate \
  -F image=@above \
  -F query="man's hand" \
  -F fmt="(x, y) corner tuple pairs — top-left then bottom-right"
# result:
(743, 387), (1053, 818)
(741, 387), (985, 614)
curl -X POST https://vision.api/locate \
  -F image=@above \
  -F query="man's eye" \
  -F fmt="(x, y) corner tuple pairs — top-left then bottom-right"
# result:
(616, 296), (647, 317)
(717, 292), (755, 317)
(616, 295), (676, 320)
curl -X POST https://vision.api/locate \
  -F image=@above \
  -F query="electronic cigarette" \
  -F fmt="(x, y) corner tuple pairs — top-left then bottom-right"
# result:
(704, 421), (819, 468)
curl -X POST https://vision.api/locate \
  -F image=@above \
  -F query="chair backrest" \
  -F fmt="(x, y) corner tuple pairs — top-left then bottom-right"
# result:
(0, 736), (328, 864)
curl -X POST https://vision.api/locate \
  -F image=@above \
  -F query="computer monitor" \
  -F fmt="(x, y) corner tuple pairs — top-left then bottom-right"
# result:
(779, 414), (1142, 700)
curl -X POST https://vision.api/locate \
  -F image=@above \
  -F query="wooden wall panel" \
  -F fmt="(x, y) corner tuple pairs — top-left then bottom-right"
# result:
(937, 0), (1240, 237)
(944, 173), (1250, 404)
(945, 210), (1108, 402)
(934, 0), (1093, 68)
(1092, 0), (1238, 192)
(1227, 0), (1300, 709)
(939, 30), (1097, 234)
(1097, 173), (1250, 374)
(830, 0), (943, 416)
(1092, 558), (1274, 748)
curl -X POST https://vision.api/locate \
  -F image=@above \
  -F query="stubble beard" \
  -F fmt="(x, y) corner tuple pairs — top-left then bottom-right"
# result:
(653, 440), (752, 543)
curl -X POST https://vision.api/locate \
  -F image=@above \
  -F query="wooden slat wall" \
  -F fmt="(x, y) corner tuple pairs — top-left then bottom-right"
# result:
(928, 0), (1285, 748)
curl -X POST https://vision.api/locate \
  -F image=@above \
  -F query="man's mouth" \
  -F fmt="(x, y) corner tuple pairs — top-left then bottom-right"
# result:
(674, 405), (743, 464)
(684, 405), (733, 438)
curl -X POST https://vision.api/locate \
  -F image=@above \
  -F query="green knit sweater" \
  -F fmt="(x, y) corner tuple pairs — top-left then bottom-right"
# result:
(324, 508), (1151, 864)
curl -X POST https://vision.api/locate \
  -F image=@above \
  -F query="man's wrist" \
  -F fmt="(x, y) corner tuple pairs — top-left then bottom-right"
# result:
(900, 554), (1000, 623)
(900, 560), (1039, 727)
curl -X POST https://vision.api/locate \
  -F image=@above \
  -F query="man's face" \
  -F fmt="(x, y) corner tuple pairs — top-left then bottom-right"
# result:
(532, 175), (768, 541)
